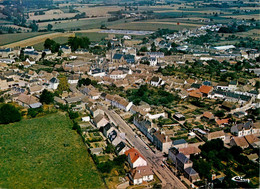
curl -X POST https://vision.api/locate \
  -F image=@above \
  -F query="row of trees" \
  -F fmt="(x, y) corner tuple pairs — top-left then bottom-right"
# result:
(44, 38), (61, 53)
(44, 36), (91, 53)
(68, 36), (90, 51)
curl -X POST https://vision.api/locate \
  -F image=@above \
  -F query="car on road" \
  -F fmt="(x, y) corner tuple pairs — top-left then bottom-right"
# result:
(145, 147), (149, 150)
(135, 135), (138, 138)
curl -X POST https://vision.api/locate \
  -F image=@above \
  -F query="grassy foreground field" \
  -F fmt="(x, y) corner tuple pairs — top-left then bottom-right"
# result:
(0, 113), (105, 189)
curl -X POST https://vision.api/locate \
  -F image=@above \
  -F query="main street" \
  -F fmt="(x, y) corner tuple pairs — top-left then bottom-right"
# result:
(101, 106), (186, 189)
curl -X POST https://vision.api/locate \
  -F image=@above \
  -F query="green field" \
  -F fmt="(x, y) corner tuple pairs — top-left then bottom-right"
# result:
(0, 113), (105, 189)
(109, 21), (198, 31)
(0, 32), (51, 46)
(52, 18), (107, 30)
(34, 36), (69, 51)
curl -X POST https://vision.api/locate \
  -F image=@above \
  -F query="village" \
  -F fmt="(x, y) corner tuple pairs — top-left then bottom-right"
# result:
(0, 22), (259, 188)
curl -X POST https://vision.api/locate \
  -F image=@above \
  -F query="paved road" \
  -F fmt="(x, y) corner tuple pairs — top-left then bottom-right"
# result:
(101, 107), (186, 189)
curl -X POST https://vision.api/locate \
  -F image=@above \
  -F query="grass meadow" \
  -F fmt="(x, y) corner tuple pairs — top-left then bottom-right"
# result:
(0, 113), (105, 189)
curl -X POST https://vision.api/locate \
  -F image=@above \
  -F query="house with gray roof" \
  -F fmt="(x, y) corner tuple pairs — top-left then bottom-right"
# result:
(231, 122), (257, 137)
(176, 153), (193, 171)
(173, 139), (188, 149)
(184, 167), (200, 183)
(115, 141), (129, 155)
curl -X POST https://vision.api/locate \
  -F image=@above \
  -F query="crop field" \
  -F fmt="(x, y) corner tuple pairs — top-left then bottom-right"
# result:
(76, 32), (108, 41)
(0, 113), (105, 189)
(0, 32), (75, 48)
(3, 24), (32, 32)
(52, 17), (107, 30)
(221, 14), (260, 20)
(232, 29), (260, 39)
(0, 32), (51, 46)
(28, 10), (77, 21)
(75, 5), (122, 17)
(109, 21), (199, 31)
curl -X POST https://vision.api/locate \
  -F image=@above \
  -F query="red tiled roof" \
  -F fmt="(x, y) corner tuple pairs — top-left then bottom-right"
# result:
(125, 148), (146, 164)
(199, 85), (213, 94)
(216, 118), (229, 125)
(232, 137), (249, 147)
(244, 135), (259, 144)
(203, 111), (214, 119)
(188, 89), (202, 98)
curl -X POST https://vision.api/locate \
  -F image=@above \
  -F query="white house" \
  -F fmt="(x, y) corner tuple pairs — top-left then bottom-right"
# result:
(149, 57), (157, 66)
(88, 68), (106, 77)
(68, 75), (80, 84)
(231, 122), (258, 137)
(150, 76), (164, 87)
(26, 57), (36, 65)
(109, 70), (127, 80)
(93, 114), (109, 128)
(0, 58), (15, 64)
(24, 46), (35, 53)
(82, 116), (90, 122)
(125, 148), (147, 169)
(216, 82), (229, 91)
(129, 166), (154, 185)
(111, 95), (133, 112)
(214, 45), (235, 51)
(49, 77), (59, 90)
(123, 35), (131, 40)
(146, 112), (166, 120)
(205, 130), (226, 141)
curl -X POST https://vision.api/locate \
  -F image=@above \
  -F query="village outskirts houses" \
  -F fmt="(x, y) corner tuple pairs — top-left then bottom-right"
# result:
(153, 131), (172, 153)
(125, 148), (154, 185)
(231, 122), (260, 137)
(102, 93), (133, 112)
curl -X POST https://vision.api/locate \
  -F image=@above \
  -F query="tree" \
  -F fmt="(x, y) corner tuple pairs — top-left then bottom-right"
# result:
(151, 42), (156, 52)
(41, 52), (46, 59)
(140, 46), (148, 52)
(47, 24), (53, 31)
(0, 97), (4, 103)
(69, 111), (79, 120)
(19, 49), (25, 61)
(107, 41), (111, 50)
(57, 77), (69, 94)
(40, 89), (54, 104)
(215, 110), (225, 118)
(44, 38), (60, 53)
(78, 78), (91, 87)
(44, 38), (54, 50)
(29, 21), (38, 32)
(0, 104), (21, 124)
(68, 36), (90, 51)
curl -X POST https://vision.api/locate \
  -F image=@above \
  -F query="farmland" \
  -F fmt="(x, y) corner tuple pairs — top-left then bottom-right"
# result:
(0, 32), (75, 48)
(0, 32), (51, 46)
(0, 113), (105, 189)
(109, 21), (199, 31)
